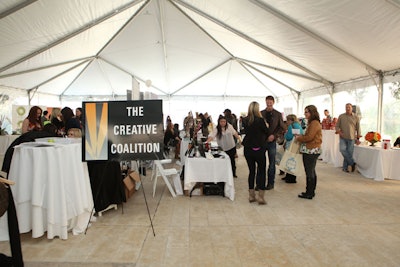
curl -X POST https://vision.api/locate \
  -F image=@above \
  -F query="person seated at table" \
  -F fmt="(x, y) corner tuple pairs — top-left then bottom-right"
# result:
(50, 107), (64, 136)
(67, 128), (82, 138)
(61, 107), (81, 134)
(41, 110), (50, 125)
(21, 106), (43, 134)
(394, 136), (400, 148)
(2, 123), (58, 173)
(206, 116), (241, 178)
(282, 114), (303, 183)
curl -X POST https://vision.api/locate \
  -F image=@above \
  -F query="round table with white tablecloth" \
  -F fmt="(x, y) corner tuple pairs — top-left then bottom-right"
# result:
(0, 141), (93, 241)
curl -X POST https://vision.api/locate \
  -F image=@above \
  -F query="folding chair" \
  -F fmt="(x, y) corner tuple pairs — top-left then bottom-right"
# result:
(152, 160), (183, 197)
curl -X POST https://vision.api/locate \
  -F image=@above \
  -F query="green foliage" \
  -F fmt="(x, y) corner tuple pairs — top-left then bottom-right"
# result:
(390, 82), (400, 100)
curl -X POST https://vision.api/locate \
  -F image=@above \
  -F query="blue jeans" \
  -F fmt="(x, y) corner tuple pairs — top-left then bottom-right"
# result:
(339, 138), (355, 171)
(266, 141), (276, 186)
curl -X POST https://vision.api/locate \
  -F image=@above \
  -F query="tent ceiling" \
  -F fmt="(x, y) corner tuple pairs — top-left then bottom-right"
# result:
(1, 0), (400, 99)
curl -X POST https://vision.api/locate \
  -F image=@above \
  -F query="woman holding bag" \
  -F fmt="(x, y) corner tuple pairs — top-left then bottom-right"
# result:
(295, 105), (322, 199)
(283, 114), (303, 183)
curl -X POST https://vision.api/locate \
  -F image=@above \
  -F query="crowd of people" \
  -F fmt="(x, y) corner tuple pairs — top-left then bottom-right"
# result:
(21, 106), (83, 138)
(163, 96), (324, 204)
(15, 99), (398, 206)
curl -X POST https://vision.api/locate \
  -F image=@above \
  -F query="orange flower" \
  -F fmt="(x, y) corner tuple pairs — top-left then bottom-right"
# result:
(365, 131), (381, 143)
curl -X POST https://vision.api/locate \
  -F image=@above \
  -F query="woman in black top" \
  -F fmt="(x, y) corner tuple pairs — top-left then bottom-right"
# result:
(61, 107), (81, 135)
(242, 101), (270, 205)
(394, 136), (400, 147)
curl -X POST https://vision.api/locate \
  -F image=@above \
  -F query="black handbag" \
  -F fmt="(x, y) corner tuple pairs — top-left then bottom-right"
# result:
(0, 182), (8, 217)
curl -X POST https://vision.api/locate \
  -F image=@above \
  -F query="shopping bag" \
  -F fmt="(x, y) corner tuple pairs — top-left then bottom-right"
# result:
(275, 144), (284, 165)
(278, 140), (304, 176)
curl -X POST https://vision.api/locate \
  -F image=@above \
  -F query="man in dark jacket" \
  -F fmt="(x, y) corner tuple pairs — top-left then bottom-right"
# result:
(261, 96), (286, 190)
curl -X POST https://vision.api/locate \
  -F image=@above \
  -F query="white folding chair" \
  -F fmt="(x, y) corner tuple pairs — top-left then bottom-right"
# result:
(152, 160), (183, 197)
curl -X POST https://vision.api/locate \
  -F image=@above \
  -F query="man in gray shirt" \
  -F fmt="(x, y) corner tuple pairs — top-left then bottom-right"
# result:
(335, 103), (362, 172)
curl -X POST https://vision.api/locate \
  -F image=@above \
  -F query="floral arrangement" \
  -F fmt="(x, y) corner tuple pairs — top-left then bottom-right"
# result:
(365, 131), (381, 145)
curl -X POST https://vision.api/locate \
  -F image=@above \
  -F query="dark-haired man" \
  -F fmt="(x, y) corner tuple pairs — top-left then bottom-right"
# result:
(261, 96), (286, 190)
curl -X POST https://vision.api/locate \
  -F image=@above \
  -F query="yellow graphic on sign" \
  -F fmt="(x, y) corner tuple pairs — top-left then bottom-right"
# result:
(85, 103), (108, 160)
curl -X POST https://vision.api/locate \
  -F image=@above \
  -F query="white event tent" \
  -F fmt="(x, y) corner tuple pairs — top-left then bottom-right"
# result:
(1, 0), (400, 139)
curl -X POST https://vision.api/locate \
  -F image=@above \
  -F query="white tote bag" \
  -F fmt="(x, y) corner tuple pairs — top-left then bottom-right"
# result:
(278, 140), (305, 177)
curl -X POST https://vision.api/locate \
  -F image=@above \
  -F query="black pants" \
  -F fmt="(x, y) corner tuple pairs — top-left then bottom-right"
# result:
(244, 147), (267, 190)
(225, 146), (237, 176)
(302, 153), (320, 195)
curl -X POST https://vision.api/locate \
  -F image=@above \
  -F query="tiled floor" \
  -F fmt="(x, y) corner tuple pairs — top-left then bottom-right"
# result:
(1, 149), (400, 266)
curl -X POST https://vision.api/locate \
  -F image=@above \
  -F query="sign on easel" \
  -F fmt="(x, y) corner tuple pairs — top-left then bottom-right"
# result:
(82, 100), (163, 161)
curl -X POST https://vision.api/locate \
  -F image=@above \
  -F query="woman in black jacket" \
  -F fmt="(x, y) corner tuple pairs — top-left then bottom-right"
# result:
(242, 101), (270, 205)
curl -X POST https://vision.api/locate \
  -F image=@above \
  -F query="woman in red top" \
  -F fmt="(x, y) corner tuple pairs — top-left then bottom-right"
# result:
(21, 106), (43, 134)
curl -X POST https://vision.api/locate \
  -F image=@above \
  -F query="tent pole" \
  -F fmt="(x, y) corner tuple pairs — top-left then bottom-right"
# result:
(377, 73), (384, 133)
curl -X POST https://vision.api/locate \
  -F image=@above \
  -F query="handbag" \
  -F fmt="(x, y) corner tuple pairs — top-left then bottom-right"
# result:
(0, 182), (8, 217)
(278, 140), (305, 176)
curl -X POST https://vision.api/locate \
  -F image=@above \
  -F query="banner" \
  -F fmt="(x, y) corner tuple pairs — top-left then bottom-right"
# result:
(83, 100), (163, 161)
(12, 105), (29, 132)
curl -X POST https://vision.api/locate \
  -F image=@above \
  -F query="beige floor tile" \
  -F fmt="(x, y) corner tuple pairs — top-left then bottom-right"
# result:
(1, 152), (400, 266)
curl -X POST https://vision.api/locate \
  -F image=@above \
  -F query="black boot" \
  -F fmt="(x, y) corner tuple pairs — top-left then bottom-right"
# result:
(285, 173), (297, 183)
(301, 176), (316, 198)
(298, 192), (314, 199)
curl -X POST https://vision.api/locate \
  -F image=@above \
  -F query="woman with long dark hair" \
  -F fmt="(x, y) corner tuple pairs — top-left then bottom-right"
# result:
(207, 115), (241, 178)
(295, 105), (322, 199)
(21, 106), (43, 134)
(61, 107), (81, 135)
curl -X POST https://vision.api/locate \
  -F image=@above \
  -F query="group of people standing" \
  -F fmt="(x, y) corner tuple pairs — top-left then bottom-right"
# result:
(242, 96), (322, 204)
(165, 98), (365, 206)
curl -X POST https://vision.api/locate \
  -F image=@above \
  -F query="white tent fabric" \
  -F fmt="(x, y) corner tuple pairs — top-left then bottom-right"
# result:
(1, 0), (400, 101)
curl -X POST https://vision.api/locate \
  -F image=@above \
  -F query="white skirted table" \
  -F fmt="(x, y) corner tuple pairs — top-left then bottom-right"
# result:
(184, 152), (235, 200)
(0, 140), (93, 240)
(320, 130), (343, 167)
(353, 145), (400, 181)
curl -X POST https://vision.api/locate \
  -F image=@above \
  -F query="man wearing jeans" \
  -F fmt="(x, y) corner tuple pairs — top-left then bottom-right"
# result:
(335, 103), (362, 172)
(261, 96), (286, 189)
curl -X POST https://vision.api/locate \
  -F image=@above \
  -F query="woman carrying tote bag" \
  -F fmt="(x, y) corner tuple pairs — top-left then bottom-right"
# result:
(282, 114), (304, 183)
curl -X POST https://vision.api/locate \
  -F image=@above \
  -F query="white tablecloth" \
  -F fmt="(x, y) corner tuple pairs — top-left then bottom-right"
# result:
(353, 145), (400, 181)
(0, 141), (93, 240)
(320, 130), (343, 167)
(184, 152), (235, 200)
(0, 135), (19, 169)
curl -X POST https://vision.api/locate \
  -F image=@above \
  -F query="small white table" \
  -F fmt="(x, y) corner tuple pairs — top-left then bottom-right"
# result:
(320, 130), (343, 167)
(353, 145), (400, 181)
(184, 152), (235, 200)
(0, 140), (93, 240)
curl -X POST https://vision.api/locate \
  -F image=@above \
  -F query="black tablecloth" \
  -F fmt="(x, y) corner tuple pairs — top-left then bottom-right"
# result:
(87, 161), (126, 212)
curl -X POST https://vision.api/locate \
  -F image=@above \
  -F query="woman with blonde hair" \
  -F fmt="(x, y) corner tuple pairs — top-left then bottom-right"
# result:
(242, 101), (270, 204)
(50, 107), (64, 136)
(67, 128), (82, 138)
(282, 114), (303, 183)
